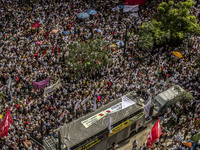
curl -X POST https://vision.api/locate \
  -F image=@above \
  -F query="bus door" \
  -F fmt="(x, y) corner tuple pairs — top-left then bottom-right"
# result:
(106, 134), (117, 149)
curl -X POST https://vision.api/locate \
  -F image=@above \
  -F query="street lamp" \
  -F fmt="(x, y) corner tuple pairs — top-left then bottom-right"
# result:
(123, 18), (131, 59)
(124, 23), (128, 58)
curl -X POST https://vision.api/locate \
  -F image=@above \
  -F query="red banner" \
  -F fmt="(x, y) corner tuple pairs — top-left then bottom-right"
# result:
(0, 107), (13, 138)
(124, 0), (146, 5)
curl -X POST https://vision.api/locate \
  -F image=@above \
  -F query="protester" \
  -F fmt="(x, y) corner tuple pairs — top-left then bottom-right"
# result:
(132, 140), (138, 150)
(0, 0), (199, 149)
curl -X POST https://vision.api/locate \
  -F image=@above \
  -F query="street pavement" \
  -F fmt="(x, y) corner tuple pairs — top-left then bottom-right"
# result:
(117, 120), (157, 150)
(117, 120), (192, 150)
(116, 119), (177, 150)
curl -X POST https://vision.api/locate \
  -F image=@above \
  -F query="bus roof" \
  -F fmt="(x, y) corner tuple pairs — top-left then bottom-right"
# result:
(60, 92), (144, 148)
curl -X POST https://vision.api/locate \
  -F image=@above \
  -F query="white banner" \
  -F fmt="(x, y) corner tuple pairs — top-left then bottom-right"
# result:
(123, 5), (139, 13)
(81, 102), (122, 128)
(112, 6), (120, 12)
(44, 79), (62, 95)
(108, 114), (112, 133)
(8, 77), (12, 98)
(144, 97), (152, 118)
(8, 77), (12, 91)
(81, 96), (90, 105)
(94, 100), (96, 112)
(59, 110), (68, 122)
(122, 96), (136, 109)
(129, 12), (139, 18)
(105, 102), (122, 113)
(81, 95), (136, 128)
(81, 111), (107, 128)
(74, 101), (80, 113)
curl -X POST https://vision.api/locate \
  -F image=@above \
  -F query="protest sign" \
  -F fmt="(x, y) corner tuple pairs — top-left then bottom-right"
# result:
(33, 78), (50, 90)
(44, 79), (62, 95)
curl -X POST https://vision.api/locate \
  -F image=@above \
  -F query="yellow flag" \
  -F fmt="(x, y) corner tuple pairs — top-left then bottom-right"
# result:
(0, 114), (2, 119)
(101, 81), (104, 87)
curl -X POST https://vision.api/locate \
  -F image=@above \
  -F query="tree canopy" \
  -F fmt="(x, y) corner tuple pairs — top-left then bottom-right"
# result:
(66, 38), (111, 78)
(196, 58), (200, 68)
(138, 0), (200, 50)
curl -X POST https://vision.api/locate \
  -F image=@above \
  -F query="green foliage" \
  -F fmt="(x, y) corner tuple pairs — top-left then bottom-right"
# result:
(196, 58), (200, 68)
(66, 38), (111, 78)
(138, 0), (200, 50)
(138, 33), (154, 50)
(0, 93), (4, 100)
(174, 91), (193, 104)
(138, 22), (154, 50)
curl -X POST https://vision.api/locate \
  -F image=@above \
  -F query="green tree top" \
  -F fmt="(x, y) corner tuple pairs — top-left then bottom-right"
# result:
(156, 0), (199, 35)
(139, 0), (200, 50)
(66, 38), (111, 78)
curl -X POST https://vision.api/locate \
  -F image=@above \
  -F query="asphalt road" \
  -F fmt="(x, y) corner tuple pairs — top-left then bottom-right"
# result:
(117, 119), (158, 150)
(116, 120), (193, 150)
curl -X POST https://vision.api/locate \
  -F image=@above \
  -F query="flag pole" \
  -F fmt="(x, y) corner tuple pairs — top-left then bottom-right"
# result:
(58, 130), (61, 150)
(108, 113), (112, 133)
(123, 23), (128, 59)
(157, 142), (159, 150)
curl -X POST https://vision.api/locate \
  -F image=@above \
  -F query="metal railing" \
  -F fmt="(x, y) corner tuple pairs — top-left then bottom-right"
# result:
(30, 136), (47, 150)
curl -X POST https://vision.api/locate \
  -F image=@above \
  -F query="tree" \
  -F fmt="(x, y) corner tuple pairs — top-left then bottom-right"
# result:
(138, 0), (200, 50)
(173, 91), (193, 104)
(174, 85), (193, 104)
(196, 58), (200, 68)
(66, 38), (111, 78)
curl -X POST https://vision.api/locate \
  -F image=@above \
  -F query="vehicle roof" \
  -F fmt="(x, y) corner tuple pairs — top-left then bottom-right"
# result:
(60, 92), (144, 148)
(155, 85), (185, 106)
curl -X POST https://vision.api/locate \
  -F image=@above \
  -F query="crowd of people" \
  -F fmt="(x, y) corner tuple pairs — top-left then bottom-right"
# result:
(0, 0), (199, 149)
(133, 100), (200, 150)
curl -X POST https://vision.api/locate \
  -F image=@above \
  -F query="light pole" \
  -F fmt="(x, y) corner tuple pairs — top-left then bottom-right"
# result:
(58, 130), (61, 150)
(124, 23), (128, 58)
(123, 19), (131, 59)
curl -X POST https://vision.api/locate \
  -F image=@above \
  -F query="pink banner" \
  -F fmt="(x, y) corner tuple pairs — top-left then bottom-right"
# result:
(33, 78), (50, 90)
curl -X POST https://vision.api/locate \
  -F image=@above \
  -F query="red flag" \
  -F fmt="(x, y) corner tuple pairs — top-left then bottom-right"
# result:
(34, 54), (38, 60)
(43, 49), (46, 55)
(147, 119), (162, 148)
(31, 22), (40, 28)
(0, 107), (13, 138)
(15, 76), (19, 82)
(52, 45), (55, 53)
(58, 48), (60, 53)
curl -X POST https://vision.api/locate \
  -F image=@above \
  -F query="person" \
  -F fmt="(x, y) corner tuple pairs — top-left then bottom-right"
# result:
(132, 140), (138, 150)
(112, 142), (116, 150)
(191, 128), (196, 138)
(0, 0), (199, 149)
(183, 128), (188, 140)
